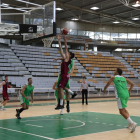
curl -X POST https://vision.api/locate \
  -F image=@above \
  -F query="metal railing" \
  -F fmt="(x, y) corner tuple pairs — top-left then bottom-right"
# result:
(0, 87), (140, 99)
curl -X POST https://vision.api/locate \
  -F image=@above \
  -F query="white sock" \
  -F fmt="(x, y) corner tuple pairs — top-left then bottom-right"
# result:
(60, 99), (63, 106)
(127, 117), (133, 124)
(68, 89), (74, 95)
(61, 109), (63, 112)
(1, 106), (4, 109)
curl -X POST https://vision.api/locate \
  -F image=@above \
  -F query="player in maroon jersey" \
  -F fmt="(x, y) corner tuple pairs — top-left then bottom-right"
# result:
(55, 35), (74, 109)
(0, 76), (12, 110)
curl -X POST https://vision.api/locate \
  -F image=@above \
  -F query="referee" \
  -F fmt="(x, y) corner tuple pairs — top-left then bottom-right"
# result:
(80, 77), (89, 105)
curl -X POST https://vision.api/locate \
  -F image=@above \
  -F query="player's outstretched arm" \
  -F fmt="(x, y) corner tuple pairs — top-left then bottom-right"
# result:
(58, 35), (65, 59)
(125, 78), (134, 96)
(21, 85), (28, 100)
(63, 36), (69, 61)
(0, 81), (5, 88)
(53, 58), (65, 61)
(103, 77), (115, 93)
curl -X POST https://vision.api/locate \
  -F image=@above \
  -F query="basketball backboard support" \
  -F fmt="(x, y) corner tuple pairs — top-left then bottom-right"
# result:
(23, 1), (56, 41)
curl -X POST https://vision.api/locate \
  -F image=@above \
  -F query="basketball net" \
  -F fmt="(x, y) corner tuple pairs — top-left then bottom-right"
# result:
(42, 37), (54, 48)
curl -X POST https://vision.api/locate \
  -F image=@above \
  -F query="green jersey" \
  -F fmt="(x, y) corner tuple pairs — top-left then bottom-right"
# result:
(24, 84), (34, 97)
(113, 75), (129, 98)
(68, 59), (74, 74)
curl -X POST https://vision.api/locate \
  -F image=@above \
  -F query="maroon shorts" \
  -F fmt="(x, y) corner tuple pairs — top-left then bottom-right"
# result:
(58, 75), (69, 89)
(2, 93), (9, 100)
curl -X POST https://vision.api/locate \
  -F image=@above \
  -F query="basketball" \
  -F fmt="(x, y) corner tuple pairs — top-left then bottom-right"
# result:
(61, 28), (69, 35)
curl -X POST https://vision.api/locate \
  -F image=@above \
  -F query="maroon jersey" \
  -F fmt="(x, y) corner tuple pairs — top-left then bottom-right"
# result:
(2, 81), (10, 100)
(61, 61), (69, 76)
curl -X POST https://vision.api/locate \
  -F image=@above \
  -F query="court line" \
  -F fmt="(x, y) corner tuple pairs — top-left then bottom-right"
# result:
(0, 126), (57, 140)
(21, 118), (85, 129)
(59, 128), (130, 139)
(26, 124), (43, 127)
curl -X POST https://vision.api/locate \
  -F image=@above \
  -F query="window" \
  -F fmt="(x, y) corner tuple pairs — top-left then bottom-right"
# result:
(86, 31), (94, 39)
(103, 32), (110, 40)
(137, 33), (140, 38)
(94, 32), (102, 40)
(128, 33), (136, 38)
(111, 33), (118, 40)
(78, 30), (86, 36)
(69, 29), (77, 35)
(119, 33), (127, 38)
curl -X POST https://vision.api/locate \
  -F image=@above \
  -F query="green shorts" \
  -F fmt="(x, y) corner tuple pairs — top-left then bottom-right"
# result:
(117, 97), (129, 109)
(19, 94), (29, 105)
(57, 74), (70, 89)
(55, 90), (65, 103)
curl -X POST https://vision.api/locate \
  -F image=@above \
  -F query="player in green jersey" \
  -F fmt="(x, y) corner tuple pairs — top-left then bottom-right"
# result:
(16, 78), (34, 119)
(52, 81), (65, 115)
(103, 68), (137, 133)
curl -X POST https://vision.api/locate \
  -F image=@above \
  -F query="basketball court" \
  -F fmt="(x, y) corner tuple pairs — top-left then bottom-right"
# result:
(0, 98), (140, 140)
(0, 0), (140, 140)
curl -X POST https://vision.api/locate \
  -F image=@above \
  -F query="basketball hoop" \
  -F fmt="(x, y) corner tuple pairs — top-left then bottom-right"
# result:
(42, 37), (54, 48)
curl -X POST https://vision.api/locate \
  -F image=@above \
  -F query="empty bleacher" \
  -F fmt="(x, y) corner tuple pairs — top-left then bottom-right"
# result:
(0, 48), (29, 76)
(11, 45), (87, 78)
(0, 45), (139, 100)
(122, 53), (140, 80)
(72, 50), (136, 78)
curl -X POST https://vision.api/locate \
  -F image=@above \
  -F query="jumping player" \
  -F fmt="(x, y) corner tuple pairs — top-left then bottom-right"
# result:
(52, 81), (65, 115)
(16, 78), (34, 119)
(103, 68), (137, 133)
(0, 76), (12, 110)
(54, 57), (76, 112)
(55, 35), (76, 110)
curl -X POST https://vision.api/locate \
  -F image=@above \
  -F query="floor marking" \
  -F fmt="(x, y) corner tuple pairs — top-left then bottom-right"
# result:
(95, 122), (99, 123)
(60, 128), (128, 139)
(0, 126), (57, 140)
(89, 121), (92, 123)
(63, 120), (85, 129)
(102, 123), (106, 124)
(117, 125), (121, 126)
(26, 124), (43, 127)
(21, 119), (85, 129)
(96, 118), (98, 119)
(109, 124), (114, 125)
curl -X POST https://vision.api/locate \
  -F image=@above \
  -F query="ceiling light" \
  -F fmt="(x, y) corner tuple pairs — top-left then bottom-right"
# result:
(132, 17), (139, 20)
(90, 7), (99, 10)
(132, 0), (140, 7)
(113, 21), (120, 24)
(2, 3), (9, 7)
(16, 0), (42, 7)
(71, 18), (78, 21)
(56, 8), (63, 11)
